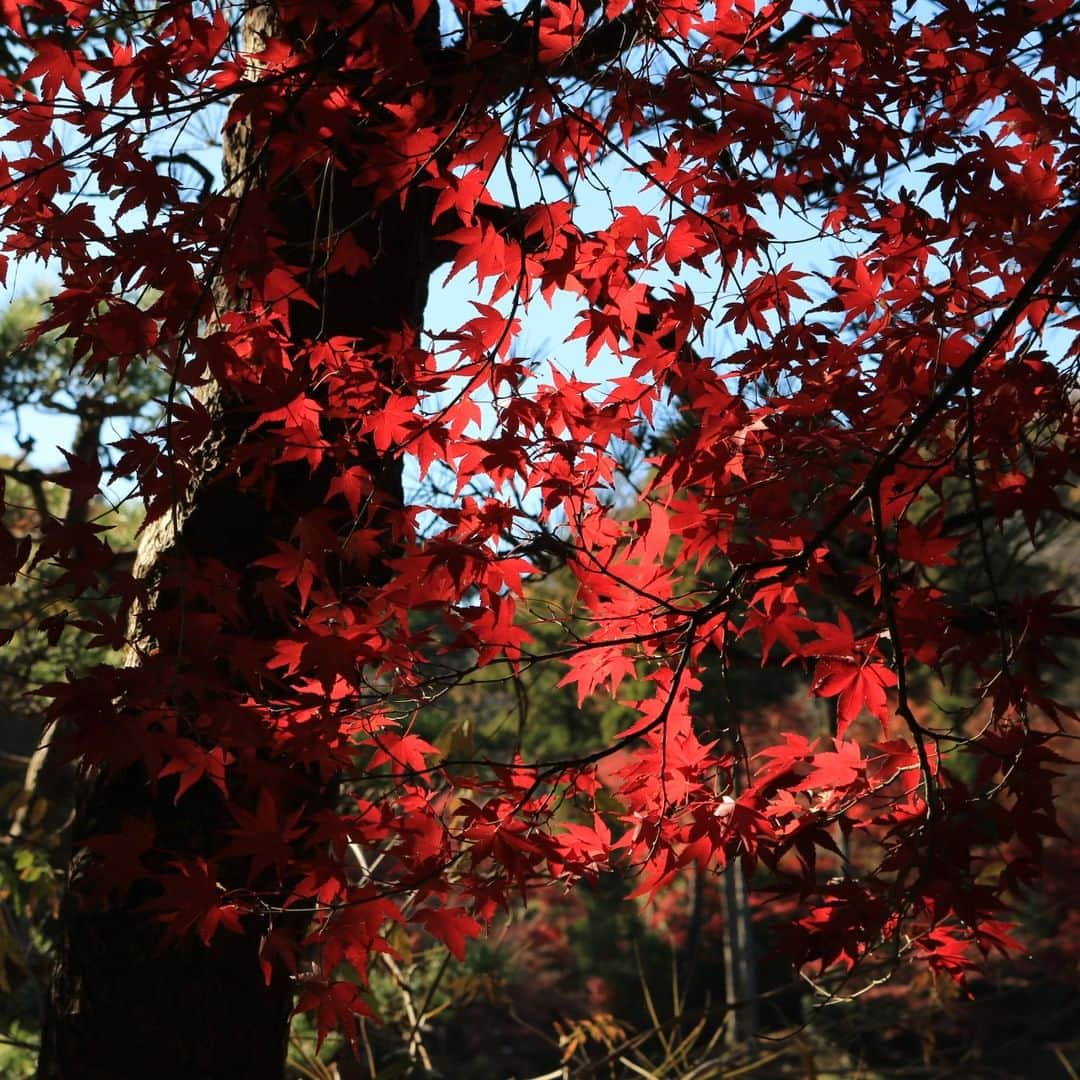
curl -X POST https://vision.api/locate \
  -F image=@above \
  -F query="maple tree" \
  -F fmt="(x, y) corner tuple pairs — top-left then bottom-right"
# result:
(0, 0), (1077, 1074)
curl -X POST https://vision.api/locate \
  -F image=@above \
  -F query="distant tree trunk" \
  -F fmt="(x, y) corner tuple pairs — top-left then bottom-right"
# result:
(722, 855), (759, 1049)
(37, 5), (441, 1076)
(723, 743), (759, 1050)
(8, 408), (102, 843)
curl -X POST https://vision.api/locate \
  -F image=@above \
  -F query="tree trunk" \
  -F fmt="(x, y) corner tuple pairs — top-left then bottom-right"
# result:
(37, 5), (441, 1076)
(723, 773), (759, 1049)
(8, 409), (102, 843)
(722, 857), (759, 1048)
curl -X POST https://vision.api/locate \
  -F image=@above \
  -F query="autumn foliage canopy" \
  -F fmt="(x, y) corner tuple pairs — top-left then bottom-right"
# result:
(0, 0), (1077, 1053)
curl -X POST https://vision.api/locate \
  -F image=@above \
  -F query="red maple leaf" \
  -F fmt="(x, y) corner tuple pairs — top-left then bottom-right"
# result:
(223, 790), (308, 882)
(811, 658), (898, 738)
(143, 859), (245, 945)
(295, 980), (375, 1054)
(413, 906), (483, 961)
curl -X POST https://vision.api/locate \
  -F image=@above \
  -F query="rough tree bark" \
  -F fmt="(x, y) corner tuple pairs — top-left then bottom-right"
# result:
(37, 5), (441, 1076)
